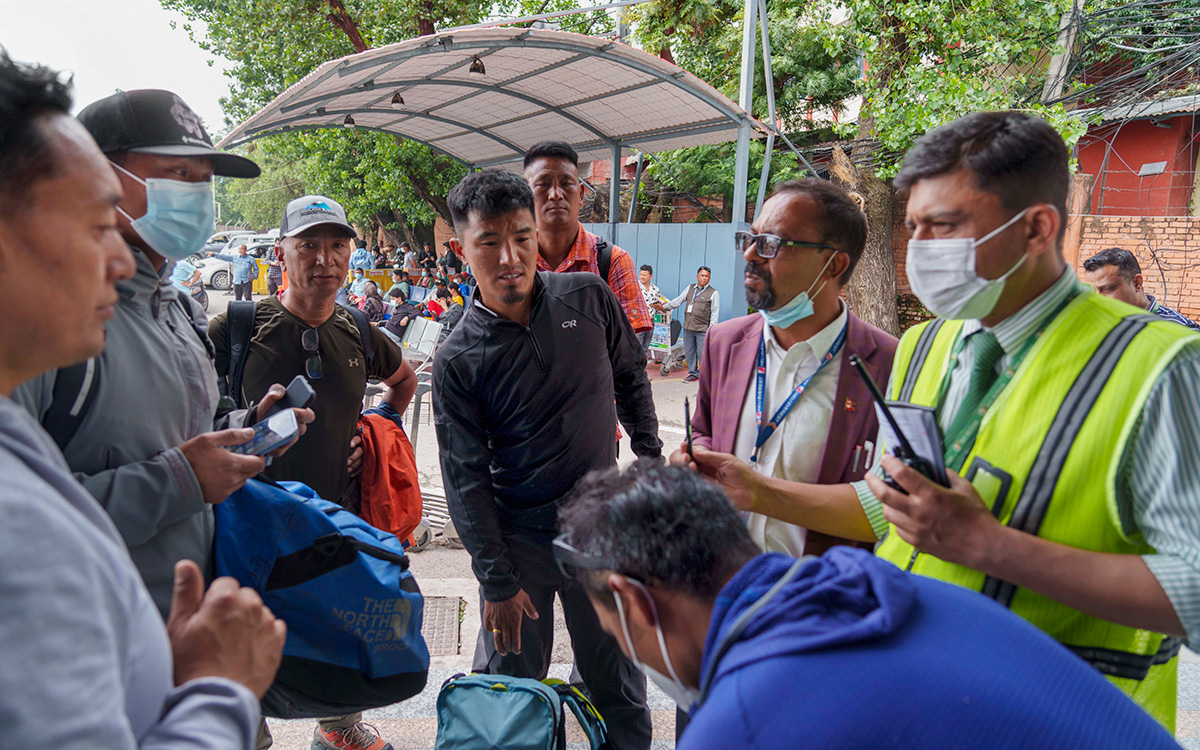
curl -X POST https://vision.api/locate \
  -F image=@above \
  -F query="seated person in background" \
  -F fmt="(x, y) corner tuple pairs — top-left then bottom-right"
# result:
(382, 287), (423, 345)
(557, 463), (1181, 750)
(434, 287), (464, 344)
(388, 268), (411, 299)
(347, 268), (367, 304)
(1083, 247), (1200, 330)
(426, 283), (448, 318)
(359, 280), (385, 323)
(458, 273), (474, 300)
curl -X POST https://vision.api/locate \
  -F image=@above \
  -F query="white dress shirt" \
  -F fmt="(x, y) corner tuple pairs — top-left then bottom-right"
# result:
(735, 303), (848, 555)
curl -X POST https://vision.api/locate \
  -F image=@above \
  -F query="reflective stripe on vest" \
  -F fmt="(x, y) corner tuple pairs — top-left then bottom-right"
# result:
(981, 314), (1157, 606)
(877, 293), (1200, 730)
(898, 319), (945, 401)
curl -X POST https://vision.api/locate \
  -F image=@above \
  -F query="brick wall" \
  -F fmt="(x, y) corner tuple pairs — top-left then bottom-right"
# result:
(1072, 215), (1200, 319)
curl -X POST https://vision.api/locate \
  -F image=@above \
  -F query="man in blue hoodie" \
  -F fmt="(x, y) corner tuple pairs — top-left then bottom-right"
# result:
(556, 463), (1179, 749)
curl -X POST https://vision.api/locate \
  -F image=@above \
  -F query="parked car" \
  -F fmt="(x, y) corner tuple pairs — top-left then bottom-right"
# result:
(201, 230), (254, 255)
(196, 240), (274, 290)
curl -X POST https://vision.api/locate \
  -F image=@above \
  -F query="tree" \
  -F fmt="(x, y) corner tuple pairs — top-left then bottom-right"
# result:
(219, 151), (309, 230)
(162, 0), (502, 235)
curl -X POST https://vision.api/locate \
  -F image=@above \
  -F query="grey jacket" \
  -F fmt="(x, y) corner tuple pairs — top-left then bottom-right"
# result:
(0, 395), (258, 749)
(13, 248), (239, 618)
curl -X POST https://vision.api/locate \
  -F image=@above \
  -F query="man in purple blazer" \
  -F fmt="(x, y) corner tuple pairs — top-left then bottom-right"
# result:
(672, 179), (897, 557)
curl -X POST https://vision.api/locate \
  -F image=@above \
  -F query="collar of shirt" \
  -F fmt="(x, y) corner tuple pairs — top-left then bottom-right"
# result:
(763, 299), (848, 363)
(536, 223), (593, 273)
(957, 268), (1086, 354)
(1147, 294), (1161, 314)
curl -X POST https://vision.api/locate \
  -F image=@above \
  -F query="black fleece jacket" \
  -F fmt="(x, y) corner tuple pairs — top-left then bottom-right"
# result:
(432, 271), (662, 601)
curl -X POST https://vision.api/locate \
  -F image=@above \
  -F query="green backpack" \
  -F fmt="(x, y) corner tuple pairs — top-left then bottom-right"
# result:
(434, 673), (608, 750)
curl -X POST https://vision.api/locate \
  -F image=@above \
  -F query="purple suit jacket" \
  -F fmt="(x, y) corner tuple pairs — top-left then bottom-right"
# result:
(692, 309), (898, 556)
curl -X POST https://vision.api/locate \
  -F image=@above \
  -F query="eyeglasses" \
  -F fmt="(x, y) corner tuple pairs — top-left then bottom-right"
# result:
(302, 328), (323, 380)
(734, 231), (837, 259)
(551, 535), (649, 584)
(552, 536), (603, 580)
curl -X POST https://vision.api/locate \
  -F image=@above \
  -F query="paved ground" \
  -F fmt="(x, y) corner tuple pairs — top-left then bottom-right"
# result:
(206, 290), (1200, 749)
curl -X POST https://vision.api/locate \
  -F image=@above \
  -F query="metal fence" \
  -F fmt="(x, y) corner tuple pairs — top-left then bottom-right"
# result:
(582, 222), (747, 325)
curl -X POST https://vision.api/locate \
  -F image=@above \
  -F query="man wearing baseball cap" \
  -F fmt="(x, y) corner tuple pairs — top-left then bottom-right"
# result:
(209, 196), (417, 750)
(14, 89), (312, 620)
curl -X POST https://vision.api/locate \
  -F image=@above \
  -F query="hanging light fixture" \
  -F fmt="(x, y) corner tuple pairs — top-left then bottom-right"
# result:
(468, 55), (486, 75)
(343, 114), (356, 128)
(390, 92), (405, 109)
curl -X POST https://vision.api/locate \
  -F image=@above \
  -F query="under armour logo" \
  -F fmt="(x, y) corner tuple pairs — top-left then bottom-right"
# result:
(349, 357), (361, 368)
(562, 319), (578, 329)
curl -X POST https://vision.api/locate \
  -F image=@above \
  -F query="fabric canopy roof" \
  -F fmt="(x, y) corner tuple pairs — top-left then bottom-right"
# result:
(218, 27), (761, 168)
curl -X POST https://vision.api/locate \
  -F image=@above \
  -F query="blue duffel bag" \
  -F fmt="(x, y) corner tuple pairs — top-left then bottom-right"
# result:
(214, 477), (429, 718)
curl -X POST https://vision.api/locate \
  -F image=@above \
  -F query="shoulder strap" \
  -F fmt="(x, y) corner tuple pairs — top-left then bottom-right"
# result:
(596, 239), (612, 283)
(545, 681), (608, 750)
(340, 303), (376, 371)
(173, 293), (215, 361)
(226, 300), (257, 408)
(42, 358), (101, 451)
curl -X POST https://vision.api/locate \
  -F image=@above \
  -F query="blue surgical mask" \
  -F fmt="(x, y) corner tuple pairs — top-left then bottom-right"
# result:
(757, 251), (836, 328)
(112, 162), (214, 261)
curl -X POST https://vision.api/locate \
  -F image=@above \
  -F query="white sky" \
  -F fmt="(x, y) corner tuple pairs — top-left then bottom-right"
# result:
(2, 0), (233, 135)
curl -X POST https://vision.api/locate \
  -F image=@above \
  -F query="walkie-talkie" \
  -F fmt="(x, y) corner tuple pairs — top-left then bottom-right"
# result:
(849, 355), (948, 493)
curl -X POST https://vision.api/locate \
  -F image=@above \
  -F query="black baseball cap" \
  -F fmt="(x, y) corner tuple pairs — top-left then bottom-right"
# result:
(77, 89), (260, 178)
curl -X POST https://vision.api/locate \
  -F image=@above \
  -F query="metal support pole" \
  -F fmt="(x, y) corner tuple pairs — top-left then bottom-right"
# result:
(754, 133), (775, 220)
(627, 152), (645, 224)
(609, 142), (622, 246)
(732, 0), (758, 225)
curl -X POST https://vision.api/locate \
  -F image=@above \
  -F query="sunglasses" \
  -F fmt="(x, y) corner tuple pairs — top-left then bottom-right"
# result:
(552, 535), (648, 585)
(734, 231), (837, 259)
(302, 328), (323, 380)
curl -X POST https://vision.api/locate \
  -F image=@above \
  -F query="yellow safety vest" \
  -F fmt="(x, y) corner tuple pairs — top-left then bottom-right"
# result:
(877, 291), (1199, 731)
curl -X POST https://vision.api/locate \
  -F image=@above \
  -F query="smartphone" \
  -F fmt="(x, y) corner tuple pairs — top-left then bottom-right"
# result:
(261, 374), (316, 420)
(229, 409), (299, 456)
(849, 355), (948, 491)
(684, 397), (694, 459)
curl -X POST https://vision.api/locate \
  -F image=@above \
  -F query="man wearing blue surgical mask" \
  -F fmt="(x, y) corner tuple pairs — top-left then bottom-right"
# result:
(670, 179), (896, 559)
(692, 111), (1200, 731)
(13, 89), (313, 623)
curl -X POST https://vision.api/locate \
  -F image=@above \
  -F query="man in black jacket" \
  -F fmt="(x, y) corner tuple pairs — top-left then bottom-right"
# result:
(433, 170), (661, 749)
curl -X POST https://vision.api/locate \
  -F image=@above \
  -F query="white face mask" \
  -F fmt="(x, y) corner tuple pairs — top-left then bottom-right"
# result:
(612, 578), (701, 713)
(906, 207), (1031, 320)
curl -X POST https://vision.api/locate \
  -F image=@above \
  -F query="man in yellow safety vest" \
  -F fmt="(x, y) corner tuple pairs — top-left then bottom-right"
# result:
(686, 111), (1200, 730)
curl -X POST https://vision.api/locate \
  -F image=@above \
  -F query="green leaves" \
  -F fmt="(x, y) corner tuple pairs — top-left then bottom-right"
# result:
(845, 0), (1088, 174)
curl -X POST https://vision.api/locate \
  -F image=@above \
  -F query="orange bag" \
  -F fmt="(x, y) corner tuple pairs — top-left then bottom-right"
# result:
(357, 404), (423, 547)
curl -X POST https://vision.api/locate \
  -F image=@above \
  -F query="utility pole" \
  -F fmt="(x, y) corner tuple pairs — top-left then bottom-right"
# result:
(1042, 0), (1081, 104)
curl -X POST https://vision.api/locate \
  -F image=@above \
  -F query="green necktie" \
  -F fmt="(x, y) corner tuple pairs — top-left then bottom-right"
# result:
(945, 330), (1004, 448)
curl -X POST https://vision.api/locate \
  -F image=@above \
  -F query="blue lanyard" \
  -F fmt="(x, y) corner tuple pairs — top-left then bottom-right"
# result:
(752, 322), (847, 464)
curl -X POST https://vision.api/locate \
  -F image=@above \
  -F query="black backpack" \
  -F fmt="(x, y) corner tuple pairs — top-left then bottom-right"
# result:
(42, 293), (211, 450)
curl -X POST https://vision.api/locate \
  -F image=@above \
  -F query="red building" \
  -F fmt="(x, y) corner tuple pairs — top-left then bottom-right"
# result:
(1075, 94), (1199, 217)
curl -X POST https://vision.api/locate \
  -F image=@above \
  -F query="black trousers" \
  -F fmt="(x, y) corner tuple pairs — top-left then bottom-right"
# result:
(234, 280), (253, 300)
(472, 524), (652, 750)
